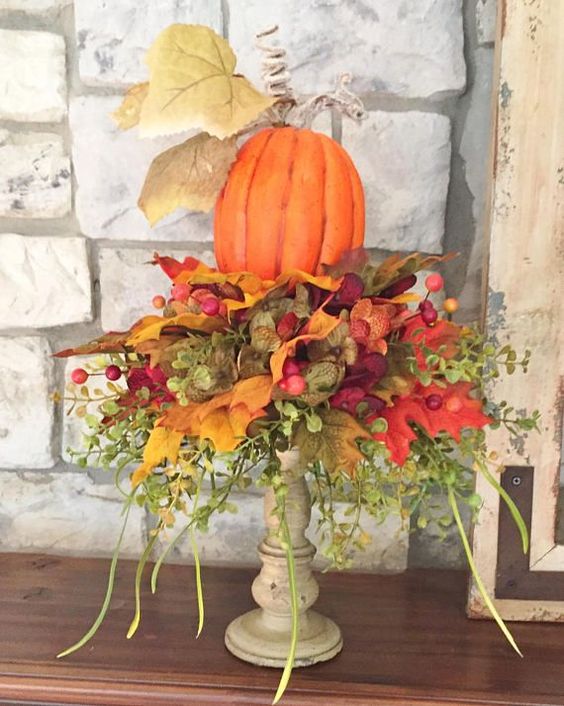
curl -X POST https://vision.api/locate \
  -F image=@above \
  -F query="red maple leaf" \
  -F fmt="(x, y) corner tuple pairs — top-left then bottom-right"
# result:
(373, 382), (491, 465)
(400, 314), (461, 369)
(402, 314), (460, 352)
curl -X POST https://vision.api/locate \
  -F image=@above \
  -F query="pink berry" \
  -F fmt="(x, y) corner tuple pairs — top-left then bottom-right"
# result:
(71, 368), (88, 384)
(152, 294), (166, 309)
(421, 306), (438, 326)
(278, 378), (289, 392)
(425, 273), (444, 293)
(282, 358), (301, 377)
(425, 394), (443, 411)
(201, 296), (220, 316)
(171, 283), (191, 302)
(105, 365), (122, 381)
(284, 374), (306, 396)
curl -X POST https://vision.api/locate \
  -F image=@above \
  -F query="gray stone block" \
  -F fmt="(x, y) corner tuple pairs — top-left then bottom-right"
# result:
(342, 111), (451, 253)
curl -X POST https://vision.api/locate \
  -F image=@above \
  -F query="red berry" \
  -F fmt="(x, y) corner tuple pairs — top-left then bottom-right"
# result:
(105, 365), (122, 381)
(152, 295), (166, 309)
(443, 297), (459, 314)
(284, 374), (306, 396)
(425, 273), (444, 293)
(446, 396), (463, 413)
(171, 283), (191, 302)
(71, 368), (88, 384)
(419, 298), (434, 311)
(282, 358), (301, 377)
(421, 306), (438, 325)
(425, 394), (443, 411)
(200, 296), (220, 316)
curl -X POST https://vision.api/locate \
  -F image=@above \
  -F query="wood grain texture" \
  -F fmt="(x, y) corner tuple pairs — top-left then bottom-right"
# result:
(2, 553), (564, 705)
(470, 0), (564, 619)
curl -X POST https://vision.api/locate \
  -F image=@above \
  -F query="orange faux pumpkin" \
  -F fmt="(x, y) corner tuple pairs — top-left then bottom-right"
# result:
(214, 126), (365, 279)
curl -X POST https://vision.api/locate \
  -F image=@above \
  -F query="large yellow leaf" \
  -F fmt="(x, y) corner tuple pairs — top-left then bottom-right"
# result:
(138, 24), (275, 139)
(131, 426), (184, 487)
(139, 132), (238, 224)
(230, 375), (272, 413)
(112, 82), (149, 130)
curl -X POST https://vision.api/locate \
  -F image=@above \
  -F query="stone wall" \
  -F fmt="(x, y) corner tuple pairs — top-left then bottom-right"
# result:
(0, 0), (496, 570)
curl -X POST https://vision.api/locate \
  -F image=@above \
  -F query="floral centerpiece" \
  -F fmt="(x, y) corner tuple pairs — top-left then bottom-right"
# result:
(55, 24), (538, 703)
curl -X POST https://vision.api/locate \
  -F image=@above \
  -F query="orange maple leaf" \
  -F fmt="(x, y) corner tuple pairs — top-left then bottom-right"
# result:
(159, 374), (273, 452)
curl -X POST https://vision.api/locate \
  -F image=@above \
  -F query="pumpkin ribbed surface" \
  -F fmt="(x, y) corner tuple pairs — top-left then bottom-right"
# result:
(214, 126), (365, 279)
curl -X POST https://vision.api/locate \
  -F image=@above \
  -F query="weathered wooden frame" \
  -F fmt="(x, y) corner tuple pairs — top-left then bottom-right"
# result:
(468, 0), (564, 621)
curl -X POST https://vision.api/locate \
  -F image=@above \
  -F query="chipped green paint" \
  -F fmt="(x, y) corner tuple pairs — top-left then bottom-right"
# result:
(500, 81), (513, 108)
(486, 288), (507, 348)
(509, 407), (530, 460)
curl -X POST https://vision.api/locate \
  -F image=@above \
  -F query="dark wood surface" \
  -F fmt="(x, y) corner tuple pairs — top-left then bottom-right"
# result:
(1, 553), (564, 705)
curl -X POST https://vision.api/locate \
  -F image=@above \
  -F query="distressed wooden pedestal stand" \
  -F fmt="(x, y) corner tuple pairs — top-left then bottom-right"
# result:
(225, 449), (343, 667)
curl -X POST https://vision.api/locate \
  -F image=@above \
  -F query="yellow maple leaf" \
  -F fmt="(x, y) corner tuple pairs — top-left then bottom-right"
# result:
(293, 408), (370, 477)
(138, 24), (275, 139)
(139, 132), (238, 225)
(131, 426), (184, 487)
(112, 82), (149, 130)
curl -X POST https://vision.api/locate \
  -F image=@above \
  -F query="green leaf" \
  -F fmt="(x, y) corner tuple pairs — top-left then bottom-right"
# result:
(151, 521), (192, 593)
(57, 498), (134, 658)
(448, 487), (523, 657)
(477, 463), (529, 553)
(272, 503), (299, 705)
(305, 413), (323, 433)
(191, 530), (205, 638)
(127, 532), (159, 639)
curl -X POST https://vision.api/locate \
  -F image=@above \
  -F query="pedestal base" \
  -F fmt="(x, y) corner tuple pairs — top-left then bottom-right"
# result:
(225, 609), (343, 668)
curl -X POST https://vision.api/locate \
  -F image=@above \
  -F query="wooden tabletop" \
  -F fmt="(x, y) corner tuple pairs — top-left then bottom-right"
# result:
(1, 553), (563, 705)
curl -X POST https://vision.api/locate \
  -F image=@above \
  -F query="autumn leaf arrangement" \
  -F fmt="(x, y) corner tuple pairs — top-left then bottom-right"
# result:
(54, 24), (540, 704)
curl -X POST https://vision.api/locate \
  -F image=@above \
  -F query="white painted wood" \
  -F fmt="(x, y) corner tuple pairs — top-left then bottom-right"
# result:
(469, 0), (564, 620)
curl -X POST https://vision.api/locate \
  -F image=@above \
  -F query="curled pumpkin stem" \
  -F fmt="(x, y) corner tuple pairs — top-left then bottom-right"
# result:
(256, 26), (366, 130)
(256, 26), (295, 100)
(291, 73), (367, 128)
